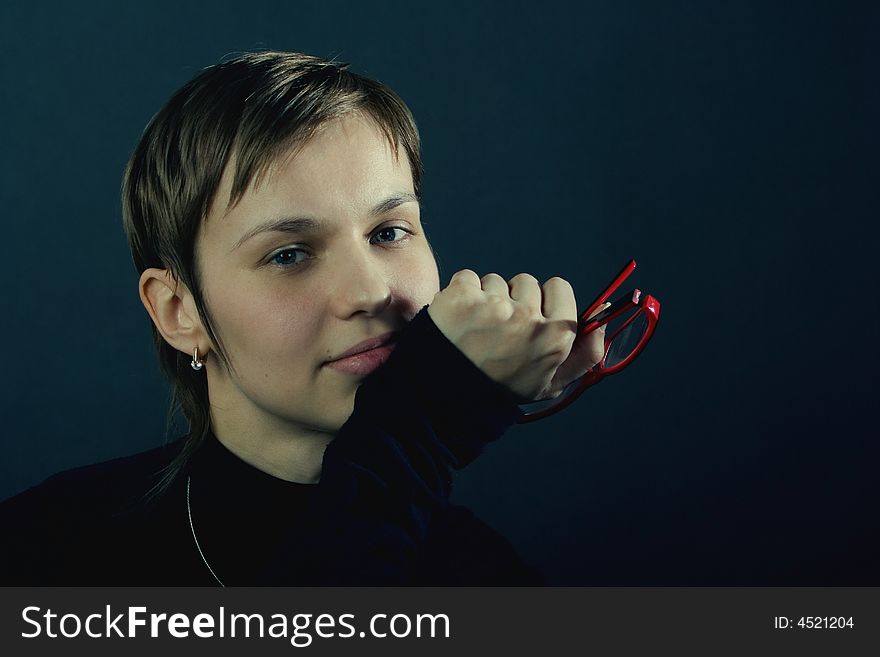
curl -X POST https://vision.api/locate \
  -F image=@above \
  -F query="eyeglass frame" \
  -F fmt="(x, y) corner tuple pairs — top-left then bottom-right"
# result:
(517, 259), (661, 423)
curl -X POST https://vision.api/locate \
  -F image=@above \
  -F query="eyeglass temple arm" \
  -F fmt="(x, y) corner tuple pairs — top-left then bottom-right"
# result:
(578, 259), (637, 327)
(580, 289), (642, 333)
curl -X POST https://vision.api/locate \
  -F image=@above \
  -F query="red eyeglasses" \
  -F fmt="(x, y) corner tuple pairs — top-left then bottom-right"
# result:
(517, 259), (661, 423)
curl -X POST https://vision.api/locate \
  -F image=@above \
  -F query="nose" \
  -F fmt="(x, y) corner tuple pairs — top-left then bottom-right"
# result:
(327, 240), (393, 319)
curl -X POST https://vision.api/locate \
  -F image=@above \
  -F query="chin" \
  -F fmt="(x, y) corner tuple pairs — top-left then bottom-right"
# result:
(310, 394), (357, 433)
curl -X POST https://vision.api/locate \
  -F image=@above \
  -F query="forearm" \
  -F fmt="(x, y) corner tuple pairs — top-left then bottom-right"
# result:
(257, 306), (523, 585)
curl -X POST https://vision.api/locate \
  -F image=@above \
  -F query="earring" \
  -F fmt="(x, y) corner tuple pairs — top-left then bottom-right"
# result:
(191, 346), (204, 371)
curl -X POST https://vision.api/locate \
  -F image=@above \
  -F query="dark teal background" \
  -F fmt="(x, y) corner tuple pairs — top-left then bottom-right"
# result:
(0, 1), (876, 584)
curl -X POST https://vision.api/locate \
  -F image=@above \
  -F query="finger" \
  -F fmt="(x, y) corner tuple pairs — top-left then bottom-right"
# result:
(555, 325), (606, 382)
(541, 277), (577, 320)
(554, 331), (605, 387)
(448, 269), (481, 289)
(480, 272), (509, 298)
(584, 321), (607, 364)
(508, 273), (542, 314)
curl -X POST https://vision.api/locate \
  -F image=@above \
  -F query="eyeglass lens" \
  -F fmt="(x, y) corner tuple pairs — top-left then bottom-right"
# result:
(518, 306), (649, 417)
(603, 306), (649, 368)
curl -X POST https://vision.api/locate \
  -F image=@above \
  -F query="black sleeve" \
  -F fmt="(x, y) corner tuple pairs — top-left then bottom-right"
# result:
(257, 305), (543, 585)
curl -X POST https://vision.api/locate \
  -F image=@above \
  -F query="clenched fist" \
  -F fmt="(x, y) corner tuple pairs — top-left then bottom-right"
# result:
(427, 270), (608, 403)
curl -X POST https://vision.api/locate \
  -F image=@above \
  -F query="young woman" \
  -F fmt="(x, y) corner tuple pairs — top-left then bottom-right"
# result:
(0, 51), (606, 585)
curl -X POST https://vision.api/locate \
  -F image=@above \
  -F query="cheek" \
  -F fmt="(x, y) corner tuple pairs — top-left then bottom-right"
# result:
(395, 247), (440, 308)
(270, 287), (323, 343)
(207, 277), (324, 363)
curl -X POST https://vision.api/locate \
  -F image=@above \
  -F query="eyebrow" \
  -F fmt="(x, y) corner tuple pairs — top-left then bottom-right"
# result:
(230, 192), (419, 252)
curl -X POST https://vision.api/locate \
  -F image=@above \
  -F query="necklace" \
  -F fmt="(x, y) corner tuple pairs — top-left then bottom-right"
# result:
(186, 475), (226, 587)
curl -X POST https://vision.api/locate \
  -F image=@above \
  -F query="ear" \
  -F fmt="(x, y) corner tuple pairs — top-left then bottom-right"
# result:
(138, 268), (212, 360)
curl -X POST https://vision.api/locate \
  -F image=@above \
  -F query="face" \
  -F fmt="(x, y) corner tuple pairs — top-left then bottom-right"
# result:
(196, 113), (440, 437)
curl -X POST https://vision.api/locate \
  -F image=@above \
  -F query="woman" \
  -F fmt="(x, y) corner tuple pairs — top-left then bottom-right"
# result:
(0, 51), (605, 585)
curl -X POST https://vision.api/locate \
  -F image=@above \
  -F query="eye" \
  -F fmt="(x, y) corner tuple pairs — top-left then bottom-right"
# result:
(371, 226), (411, 245)
(268, 247), (309, 268)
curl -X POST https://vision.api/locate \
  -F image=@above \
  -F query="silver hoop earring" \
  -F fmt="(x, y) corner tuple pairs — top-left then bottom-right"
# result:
(191, 347), (204, 371)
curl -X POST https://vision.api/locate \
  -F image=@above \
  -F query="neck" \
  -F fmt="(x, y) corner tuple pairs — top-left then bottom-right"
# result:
(208, 412), (333, 485)
(204, 364), (348, 483)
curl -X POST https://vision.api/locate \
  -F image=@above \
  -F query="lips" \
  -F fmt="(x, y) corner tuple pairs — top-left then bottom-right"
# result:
(325, 331), (399, 364)
(324, 334), (399, 378)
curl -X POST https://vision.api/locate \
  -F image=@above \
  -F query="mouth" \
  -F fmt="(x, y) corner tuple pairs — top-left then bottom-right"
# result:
(325, 331), (399, 363)
(323, 331), (400, 377)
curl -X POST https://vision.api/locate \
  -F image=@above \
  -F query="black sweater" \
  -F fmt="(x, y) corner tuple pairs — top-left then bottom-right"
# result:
(0, 307), (544, 586)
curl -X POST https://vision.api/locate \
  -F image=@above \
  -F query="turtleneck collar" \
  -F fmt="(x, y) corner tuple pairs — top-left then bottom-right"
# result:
(188, 429), (318, 500)
(183, 429), (317, 584)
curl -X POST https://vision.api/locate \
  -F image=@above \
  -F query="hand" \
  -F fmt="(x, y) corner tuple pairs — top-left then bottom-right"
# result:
(427, 270), (609, 403)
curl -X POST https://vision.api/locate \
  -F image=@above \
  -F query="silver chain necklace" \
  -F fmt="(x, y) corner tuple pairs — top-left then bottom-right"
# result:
(186, 475), (226, 587)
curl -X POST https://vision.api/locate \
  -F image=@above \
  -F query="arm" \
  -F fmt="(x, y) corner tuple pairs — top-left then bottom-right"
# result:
(257, 306), (533, 585)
